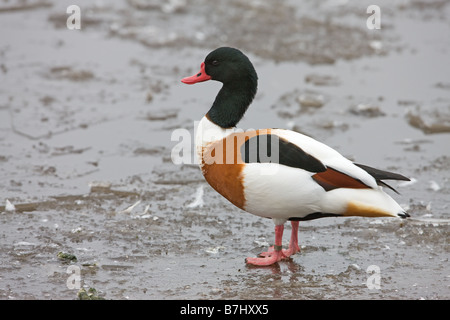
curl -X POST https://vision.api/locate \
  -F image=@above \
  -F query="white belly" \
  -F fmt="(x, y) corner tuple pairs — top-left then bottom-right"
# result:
(241, 163), (328, 221)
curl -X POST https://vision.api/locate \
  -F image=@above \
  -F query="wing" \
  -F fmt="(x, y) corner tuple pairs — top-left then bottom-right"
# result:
(237, 129), (406, 194)
(270, 129), (380, 190)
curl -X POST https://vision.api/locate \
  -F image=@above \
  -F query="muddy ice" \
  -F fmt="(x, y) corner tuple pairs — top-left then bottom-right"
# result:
(0, 0), (449, 299)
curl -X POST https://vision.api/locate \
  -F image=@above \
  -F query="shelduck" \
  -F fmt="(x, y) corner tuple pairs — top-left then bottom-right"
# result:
(181, 47), (410, 266)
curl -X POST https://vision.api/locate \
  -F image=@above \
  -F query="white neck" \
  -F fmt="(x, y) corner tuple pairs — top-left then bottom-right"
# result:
(195, 116), (236, 165)
(196, 117), (233, 145)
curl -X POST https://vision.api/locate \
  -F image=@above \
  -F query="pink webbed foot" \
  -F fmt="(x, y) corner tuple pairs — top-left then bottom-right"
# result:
(245, 249), (286, 266)
(246, 221), (301, 266)
(257, 246), (276, 258)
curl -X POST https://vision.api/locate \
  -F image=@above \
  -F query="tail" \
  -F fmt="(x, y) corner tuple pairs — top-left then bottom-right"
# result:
(344, 198), (410, 219)
(323, 188), (409, 219)
(397, 210), (410, 219)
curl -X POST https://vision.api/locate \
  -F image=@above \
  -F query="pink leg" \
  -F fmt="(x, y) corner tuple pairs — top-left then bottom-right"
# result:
(284, 221), (300, 256)
(246, 224), (286, 266)
(258, 221), (300, 258)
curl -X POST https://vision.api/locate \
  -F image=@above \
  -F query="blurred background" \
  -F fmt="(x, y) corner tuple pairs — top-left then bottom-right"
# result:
(0, 0), (449, 300)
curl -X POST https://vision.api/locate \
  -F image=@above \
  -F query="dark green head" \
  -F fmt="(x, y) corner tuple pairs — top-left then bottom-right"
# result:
(203, 47), (258, 85)
(182, 47), (258, 128)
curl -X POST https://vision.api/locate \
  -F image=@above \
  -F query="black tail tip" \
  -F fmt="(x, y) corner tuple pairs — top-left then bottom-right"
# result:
(398, 211), (410, 219)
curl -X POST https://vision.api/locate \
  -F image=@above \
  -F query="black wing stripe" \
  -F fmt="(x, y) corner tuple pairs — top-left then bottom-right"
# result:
(241, 134), (326, 173)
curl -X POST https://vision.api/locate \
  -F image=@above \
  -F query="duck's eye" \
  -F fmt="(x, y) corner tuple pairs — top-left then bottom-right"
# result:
(211, 60), (219, 66)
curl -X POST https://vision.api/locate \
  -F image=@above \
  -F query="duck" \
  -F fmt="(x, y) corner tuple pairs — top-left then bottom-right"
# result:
(181, 47), (410, 266)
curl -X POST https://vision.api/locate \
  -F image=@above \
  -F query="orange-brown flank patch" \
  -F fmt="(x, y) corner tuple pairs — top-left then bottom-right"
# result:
(200, 129), (271, 210)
